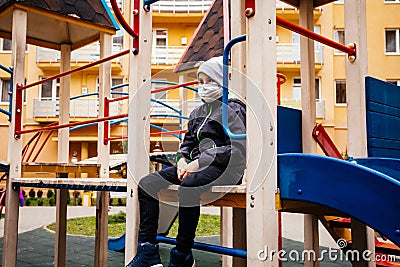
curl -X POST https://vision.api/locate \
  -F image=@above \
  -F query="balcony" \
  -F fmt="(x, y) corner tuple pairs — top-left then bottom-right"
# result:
(152, 0), (213, 13)
(276, 0), (323, 11)
(150, 99), (203, 115)
(281, 99), (326, 119)
(277, 43), (324, 65)
(151, 46), (187, 66)
(36, 44), (124, 65)
(33, 98), (122, 119)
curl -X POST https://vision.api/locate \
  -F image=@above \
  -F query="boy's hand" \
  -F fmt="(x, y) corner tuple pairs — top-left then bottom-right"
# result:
(182, 159), (199, 180)
(177, 158), (188, 181)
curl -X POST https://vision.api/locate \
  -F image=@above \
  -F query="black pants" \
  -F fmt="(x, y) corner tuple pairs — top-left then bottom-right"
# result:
(138, 165), (242, 254)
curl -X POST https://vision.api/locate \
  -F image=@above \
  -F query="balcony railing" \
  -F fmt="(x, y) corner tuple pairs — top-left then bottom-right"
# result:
(36, 44), (124, 64)
(33, 98), (122, 118)
(276, 0), (323, 11)
(281, 99), (326, 119)
(150, 99), (203, 114)
(152, 0), (213, 13)
(277, 43), (324, 65)
(152, 46), (186, 66)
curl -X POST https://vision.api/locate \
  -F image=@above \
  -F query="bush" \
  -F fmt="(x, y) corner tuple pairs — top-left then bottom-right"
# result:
(37, 190), (43, 198)
(25, 198), (31, 206)
(77, 197), (82, 206)
(22, 190), (26, 197)
(28, 189), (35, 198)
(37, 198), (43, 206)
(108, 212), (126, 224)
(67, 190), (71, 205)
(47, 189), (54, 199)
(117, 198), (123, 206)
(49, 196), (55, 206)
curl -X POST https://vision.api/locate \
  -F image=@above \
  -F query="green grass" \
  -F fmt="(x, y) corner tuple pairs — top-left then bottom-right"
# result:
(47, 212), (220, 237)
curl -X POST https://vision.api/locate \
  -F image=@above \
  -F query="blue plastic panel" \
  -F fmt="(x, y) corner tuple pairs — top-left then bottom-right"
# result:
(278, 153), (400, 246)
(352, 157), (400, 182)
(365, 76), (400, 158)
(277, 106), (302, 154)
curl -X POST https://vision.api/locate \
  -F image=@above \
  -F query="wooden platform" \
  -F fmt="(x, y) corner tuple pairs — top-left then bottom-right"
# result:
(12, 178), (126, 192)
(21, 162), (99, 174)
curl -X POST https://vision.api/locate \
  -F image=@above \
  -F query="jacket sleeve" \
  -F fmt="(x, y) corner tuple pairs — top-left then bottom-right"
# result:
(198, 103), (246, 169)
(175, 112), (197, 163)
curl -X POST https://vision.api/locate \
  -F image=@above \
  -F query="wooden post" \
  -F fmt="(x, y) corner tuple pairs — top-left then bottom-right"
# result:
(2, 8), (27, 267)
(228, 2), (246, 267)
(344, 1), (375, 266)
(246, 0), (278, 266)
(299, 1), (319, 266)
(54, 43), (71, 267)
(94, 32), (112, 267)
(125, 0), (152, 264)
(179, 74), (189, 120)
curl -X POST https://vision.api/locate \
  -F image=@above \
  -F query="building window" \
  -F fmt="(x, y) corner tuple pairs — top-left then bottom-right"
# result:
(106, 0), (123, 12)
(112, 30), (124, 51)
(111, 77), (124, 98)
(334, 0), (344, 3)
(0, 38), (28, 52)
(0, 78), (10, 103)
(385, 0), (400, 3)
(292, 77), (321, 100)
(334, 30), (345, 55)
(335, 80), (346, 105)
(385, 29), (400, 53)
(40, 78), (60, 101)
(151, 80), (168, 101)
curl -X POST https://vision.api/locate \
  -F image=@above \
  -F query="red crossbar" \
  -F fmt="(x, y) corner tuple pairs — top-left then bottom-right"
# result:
(276, 17), (356, 57)
(151, 81), (198, 94)
(312, 124), (343, 159)
(104, 136), (128, 142)
(18, 49), (130, 91)
(15, 114), (128, 137)
(105, 96), (129, 103)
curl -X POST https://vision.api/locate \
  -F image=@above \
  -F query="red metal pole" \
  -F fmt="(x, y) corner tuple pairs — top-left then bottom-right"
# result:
(110, 0), (139, 53)
(276, 16), (356, 57)
(32, 129), (54, 162)
(18, 49), (130, 91)
(106, 95), (129, 103)
(16, 113), (128, 136)
(276, 73), (286, 106)
(104, 136), (128, 142)
(25, 131), (43, 162)
(133, 0), (140, 52)
(104, 97), (110, 145)
(151, 81), (198, 94)
(312, 124), (343, 159)
(14, 84), (23, 139)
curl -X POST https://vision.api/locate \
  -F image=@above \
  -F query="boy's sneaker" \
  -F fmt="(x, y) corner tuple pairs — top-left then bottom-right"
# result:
(168, 247), (195, 267)
(126, 242), (163, 267)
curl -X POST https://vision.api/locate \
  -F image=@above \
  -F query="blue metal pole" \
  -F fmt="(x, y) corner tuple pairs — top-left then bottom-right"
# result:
(156, 236), (247, 259)
(111, 83), (129, 91)
(150, 124), (181, 140)
(151, 98), (181, 114)
(0, 64), (12, 75)
(150, 114), (189, 120)
(222, 35), (247, 140)
(70, 92), (99, 100)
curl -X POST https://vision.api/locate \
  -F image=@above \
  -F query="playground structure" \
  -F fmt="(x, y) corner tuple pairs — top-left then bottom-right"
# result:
(0, 1), (399, 267)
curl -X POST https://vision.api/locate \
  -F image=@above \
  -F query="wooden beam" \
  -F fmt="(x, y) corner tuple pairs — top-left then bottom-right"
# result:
(54, 43), (71, 267)
(298, 1), (319, 266)
(21, 162), (99, 174)
(94, 32), (112, 267)
(344, 0), (375, 266)
(2, 8), (27, 267)
(125, 0), (152, 264)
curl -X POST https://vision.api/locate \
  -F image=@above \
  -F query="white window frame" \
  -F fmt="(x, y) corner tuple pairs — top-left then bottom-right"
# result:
(335, 80), (347, 106)
(385, 29), (400, 54)
(334, 29), (345, 55)
(106, 0), (123, 13)
(112, 29), (124, 51)
(96, 76), (125, 98)
(0, 78), (11, 104)
(292, 77), (321, 100)
(152, 29), (168, 48)
(334, 0), (344, 3)
(39, 77), (60, 101)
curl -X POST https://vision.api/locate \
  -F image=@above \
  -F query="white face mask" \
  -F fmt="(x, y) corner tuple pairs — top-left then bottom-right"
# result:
(197, 84), (222, 103)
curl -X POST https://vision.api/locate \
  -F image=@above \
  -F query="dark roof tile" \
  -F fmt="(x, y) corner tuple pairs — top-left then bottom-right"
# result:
(175, 0), (225, 72)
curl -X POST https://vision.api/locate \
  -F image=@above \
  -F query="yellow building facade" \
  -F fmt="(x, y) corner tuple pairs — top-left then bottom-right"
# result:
(0, 0), (398, 163)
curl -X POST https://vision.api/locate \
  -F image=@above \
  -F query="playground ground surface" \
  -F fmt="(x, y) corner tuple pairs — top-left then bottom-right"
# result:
(0, 206), (350, 266)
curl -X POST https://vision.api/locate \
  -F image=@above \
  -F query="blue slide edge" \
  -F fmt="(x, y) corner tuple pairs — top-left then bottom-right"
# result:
(278, 153), (400, 246)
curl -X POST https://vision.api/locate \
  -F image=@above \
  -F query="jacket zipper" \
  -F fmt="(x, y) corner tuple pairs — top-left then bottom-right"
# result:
(196, 104), (213, 142)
